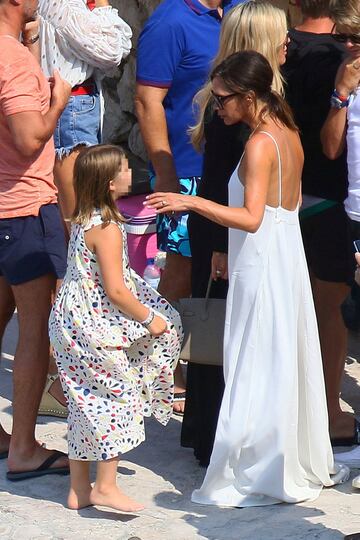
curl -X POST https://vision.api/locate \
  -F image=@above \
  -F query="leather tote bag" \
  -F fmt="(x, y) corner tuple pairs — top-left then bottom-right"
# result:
(174, 277), (226, 366)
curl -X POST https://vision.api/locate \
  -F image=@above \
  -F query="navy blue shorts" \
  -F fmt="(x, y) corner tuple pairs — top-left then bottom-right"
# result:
(0, 204), (67, 285)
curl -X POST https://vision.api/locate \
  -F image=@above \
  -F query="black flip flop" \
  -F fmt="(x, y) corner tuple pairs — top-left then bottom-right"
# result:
(331, 418), (360, 447)
(0, 450), (8, 460)
(6, 450), (69, 482)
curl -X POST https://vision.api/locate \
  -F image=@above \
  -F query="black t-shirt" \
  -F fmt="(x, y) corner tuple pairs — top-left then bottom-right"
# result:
(283, 29), (348, 202)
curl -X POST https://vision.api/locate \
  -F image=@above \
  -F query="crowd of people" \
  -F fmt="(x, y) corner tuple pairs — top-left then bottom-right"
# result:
(1, 0), (360, 515)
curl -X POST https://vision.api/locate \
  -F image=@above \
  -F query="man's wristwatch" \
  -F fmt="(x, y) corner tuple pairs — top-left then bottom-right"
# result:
(22, 33), (40, 45)
(330, 89), (350, 109)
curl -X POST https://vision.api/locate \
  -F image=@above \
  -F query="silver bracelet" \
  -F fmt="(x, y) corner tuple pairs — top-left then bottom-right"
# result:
(140, 309), (155, 327)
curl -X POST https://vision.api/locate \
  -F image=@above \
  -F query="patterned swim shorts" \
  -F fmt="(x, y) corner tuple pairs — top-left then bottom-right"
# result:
(150, 175), (201, 257)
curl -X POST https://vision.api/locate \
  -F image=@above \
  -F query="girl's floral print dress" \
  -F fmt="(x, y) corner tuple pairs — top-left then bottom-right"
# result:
(49, 211), (183, 461)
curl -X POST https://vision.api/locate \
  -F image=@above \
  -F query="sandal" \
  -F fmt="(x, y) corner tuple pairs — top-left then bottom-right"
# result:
(353, 474), (360, 489)
(38, 374), (68, 418)
(173, 391), (186, 417)
(331, 418), (360, 447)
(6, 450), (69, 482)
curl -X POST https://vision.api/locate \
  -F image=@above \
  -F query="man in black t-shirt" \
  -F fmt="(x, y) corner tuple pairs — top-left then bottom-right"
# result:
(284, 0), (356, 447)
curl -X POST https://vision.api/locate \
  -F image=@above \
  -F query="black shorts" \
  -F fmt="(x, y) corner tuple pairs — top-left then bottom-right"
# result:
(301, 203), (354, 284)
(0, 203), (67, 285)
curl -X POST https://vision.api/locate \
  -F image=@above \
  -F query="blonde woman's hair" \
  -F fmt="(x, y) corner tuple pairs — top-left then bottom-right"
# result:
(190, 0), (288, 151)
(329, 0), (360, 32)
(72, 144), (127, 226)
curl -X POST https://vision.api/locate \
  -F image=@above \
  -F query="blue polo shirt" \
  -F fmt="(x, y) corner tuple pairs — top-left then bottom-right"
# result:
(136, 0), (243, 179)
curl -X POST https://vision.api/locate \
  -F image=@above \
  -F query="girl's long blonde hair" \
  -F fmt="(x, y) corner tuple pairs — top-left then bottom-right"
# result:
(190, 0), (287, 151)
(72, 144), (127, 226)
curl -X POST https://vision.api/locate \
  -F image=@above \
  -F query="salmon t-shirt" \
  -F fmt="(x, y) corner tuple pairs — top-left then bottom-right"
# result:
(0, 36), (57, 218)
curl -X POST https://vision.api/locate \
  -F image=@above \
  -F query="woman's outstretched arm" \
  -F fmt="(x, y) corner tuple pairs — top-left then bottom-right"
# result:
(146, 135), (272, 233)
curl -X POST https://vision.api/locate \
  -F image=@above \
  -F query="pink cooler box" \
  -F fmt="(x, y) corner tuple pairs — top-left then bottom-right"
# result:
(117, 194), (158, 276)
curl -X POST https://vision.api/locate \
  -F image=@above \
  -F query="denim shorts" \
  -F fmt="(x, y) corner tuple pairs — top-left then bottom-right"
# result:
(0, 204), (67, 285)
(150, 175), (201, 257)
(54, 88), (101, 159)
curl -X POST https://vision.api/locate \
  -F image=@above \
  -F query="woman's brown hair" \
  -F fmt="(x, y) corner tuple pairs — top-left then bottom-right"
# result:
(72, 144), (127, 226)
(210, 50), (298, 131)
(190, 0), (287, 151)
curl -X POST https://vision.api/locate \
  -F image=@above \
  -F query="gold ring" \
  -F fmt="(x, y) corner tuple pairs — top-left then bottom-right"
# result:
(161, 200), (166, 207)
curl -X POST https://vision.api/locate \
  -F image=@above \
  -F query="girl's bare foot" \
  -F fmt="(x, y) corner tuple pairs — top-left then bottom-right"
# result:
(67, 486), (93, 510)
(90, 485), (145, 512)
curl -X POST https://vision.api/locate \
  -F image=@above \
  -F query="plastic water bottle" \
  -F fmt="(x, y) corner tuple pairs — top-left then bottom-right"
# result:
(143, 258), (161, 289)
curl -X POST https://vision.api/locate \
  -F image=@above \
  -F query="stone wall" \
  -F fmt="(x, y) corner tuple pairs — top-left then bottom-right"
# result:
(102, 0), (161, 168)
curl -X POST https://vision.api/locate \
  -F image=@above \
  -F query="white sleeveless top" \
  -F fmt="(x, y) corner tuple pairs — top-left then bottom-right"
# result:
(346, 90), (360, 222)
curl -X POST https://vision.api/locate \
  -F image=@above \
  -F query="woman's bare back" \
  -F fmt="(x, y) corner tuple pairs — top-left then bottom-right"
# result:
(240, 120), (304, 212)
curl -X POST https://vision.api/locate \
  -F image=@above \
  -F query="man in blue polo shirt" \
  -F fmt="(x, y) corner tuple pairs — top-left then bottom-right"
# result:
(135, 0), (241, 413)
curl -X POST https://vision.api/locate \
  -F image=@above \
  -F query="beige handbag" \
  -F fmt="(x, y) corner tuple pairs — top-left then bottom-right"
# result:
(174, 276), (226, 366)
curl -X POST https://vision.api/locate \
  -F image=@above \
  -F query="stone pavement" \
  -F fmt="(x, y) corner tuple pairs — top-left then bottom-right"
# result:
(0, 314), (360, 540)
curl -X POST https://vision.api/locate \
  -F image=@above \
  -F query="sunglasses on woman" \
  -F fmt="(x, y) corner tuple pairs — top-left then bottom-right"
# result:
(332, 32), (360, 45)
(211, 91), (240, 109)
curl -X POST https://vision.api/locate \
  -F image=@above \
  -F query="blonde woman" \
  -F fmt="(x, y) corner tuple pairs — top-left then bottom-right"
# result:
(183, 0), (289, 468)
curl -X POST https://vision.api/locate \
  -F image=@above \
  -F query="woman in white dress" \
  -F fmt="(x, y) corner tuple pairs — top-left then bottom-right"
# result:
(146, 50), (350, 507)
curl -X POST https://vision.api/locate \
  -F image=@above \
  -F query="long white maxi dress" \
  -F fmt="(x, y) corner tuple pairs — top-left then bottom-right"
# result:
(192, 131), (347, 507)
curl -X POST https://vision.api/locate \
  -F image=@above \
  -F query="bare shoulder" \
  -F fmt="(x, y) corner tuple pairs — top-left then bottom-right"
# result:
(242, 133), (275, 168)
(85, 222), (122, 253)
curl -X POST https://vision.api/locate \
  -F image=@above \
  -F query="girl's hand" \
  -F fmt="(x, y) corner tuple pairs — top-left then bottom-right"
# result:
(145, 192), (193, 214)
(147, 315), (168, 336)
(211, 251), (228, 281)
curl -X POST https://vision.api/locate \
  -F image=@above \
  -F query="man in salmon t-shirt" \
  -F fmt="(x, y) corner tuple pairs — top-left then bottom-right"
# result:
(0, 0), (71, 480)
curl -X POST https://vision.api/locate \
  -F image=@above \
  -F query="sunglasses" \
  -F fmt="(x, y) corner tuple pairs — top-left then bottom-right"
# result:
(211, 91), (239, 109)
(332, 33), (360, 45)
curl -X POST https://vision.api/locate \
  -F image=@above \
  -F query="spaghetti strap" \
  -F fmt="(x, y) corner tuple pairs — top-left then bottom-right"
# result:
(258, 131), (282, 208)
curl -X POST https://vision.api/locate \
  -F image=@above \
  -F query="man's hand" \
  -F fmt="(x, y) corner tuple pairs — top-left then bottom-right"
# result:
(335, 56), (360, 97)
(49, 71), (71, 113)
(22, 19), (39, 40)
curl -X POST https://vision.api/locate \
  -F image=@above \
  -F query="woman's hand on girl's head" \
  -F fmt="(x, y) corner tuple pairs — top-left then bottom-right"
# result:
(145, 192), (193, 214)
(147, 315), (168, 337)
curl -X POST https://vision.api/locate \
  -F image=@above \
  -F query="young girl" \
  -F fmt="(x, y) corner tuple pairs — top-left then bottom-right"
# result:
(49, 144), (182, 512)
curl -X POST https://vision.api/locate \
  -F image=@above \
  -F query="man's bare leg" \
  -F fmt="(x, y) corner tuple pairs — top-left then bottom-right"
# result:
(312, 277), (353, 439)
(42, 278), (67, 407)
(7, 274), (68, 472)
(158, 252), (191, 414)
(0, 277), (16, 453)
